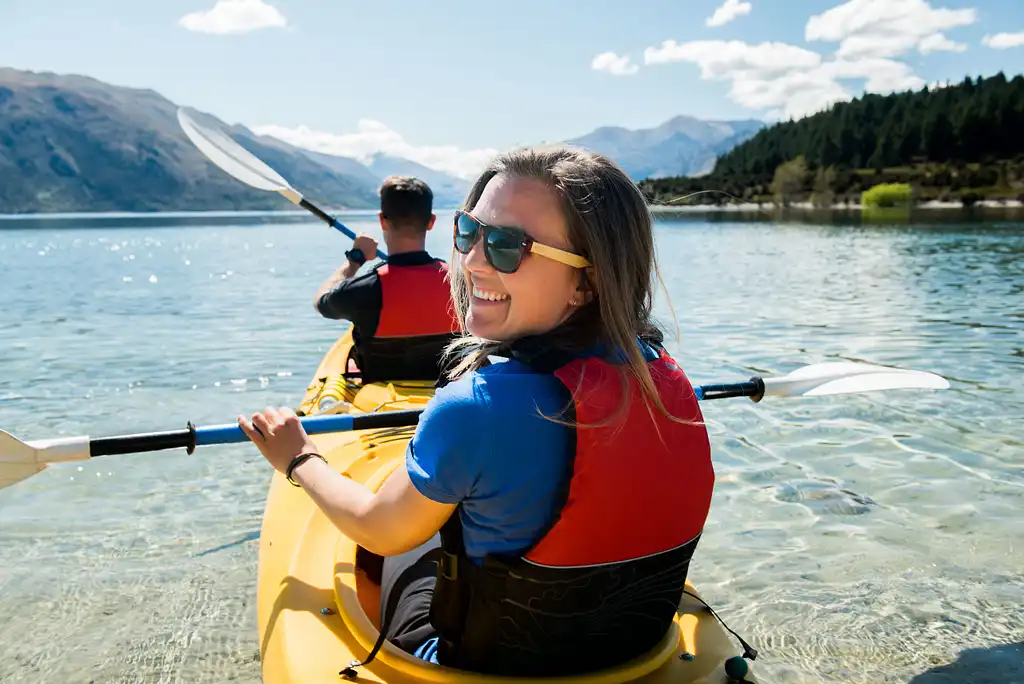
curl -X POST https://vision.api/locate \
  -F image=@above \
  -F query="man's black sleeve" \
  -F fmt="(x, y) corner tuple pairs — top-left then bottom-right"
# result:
(315, 269), (382, 336)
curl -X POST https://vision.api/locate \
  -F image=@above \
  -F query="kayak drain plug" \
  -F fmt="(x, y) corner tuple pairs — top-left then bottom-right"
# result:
(321, 607), (335, 615)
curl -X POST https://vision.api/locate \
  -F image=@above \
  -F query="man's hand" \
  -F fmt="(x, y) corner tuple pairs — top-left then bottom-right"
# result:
(351, 234), (379, 260)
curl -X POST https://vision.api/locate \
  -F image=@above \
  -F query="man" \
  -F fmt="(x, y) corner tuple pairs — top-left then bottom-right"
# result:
(314, 176), (460, 383)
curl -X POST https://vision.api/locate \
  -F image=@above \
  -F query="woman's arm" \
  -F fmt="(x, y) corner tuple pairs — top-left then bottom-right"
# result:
(293, 456), (454, 556)
(238, 407), (455, 556)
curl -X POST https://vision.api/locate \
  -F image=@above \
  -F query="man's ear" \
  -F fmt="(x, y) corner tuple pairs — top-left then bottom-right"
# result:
(379, 212), (390, 233)
(425, 214), (437, 232)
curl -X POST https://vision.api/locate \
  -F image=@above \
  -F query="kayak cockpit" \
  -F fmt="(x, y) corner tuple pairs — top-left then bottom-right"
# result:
(258, 330), (756, 683)
(334, 534), (688, 684)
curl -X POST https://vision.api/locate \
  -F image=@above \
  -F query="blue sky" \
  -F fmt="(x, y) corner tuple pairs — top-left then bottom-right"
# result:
(1, 0), (1022, 177)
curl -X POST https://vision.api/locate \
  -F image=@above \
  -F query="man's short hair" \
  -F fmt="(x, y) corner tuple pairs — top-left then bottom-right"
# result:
(380, 176), (433, 232)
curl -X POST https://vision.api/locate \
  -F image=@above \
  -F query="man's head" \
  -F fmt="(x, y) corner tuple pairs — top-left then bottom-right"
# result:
(379, 176), (436, 250)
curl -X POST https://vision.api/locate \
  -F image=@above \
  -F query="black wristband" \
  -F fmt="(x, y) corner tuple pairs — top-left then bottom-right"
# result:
(345, 248), (366, 266)
(286, 452), (326, 487)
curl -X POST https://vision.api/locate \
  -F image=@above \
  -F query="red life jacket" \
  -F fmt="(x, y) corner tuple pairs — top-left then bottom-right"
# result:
(526, 351), (713, 566)
(374, 261), (460, 338)
(350, 260), (461, 383)
(428, 347), (716, 676)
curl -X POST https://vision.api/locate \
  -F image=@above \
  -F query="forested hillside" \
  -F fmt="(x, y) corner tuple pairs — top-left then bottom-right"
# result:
(641, 73), (1024, 206)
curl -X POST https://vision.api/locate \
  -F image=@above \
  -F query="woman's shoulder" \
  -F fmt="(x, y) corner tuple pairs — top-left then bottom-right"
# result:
(428, 360), (571, 419)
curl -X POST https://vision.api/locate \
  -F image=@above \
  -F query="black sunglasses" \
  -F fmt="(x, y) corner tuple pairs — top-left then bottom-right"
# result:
(453, 210), (591, 274)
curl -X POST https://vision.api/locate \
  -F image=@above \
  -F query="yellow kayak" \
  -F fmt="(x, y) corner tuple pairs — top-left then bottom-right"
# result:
(256, 330), (757, 683)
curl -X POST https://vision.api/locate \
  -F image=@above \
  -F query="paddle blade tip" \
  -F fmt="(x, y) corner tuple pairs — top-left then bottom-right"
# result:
(762, 362), (952, 398)
(0, 429), (44, 489)
(175, 107), (293, 193)
(801, 371), (951, 396)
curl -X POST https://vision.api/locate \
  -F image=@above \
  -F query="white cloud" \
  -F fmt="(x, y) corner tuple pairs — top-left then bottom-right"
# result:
(824, 56), (924, 93)
(179, 0), (287, 35)
(728, 67), (851, 117)
(250, 120), (498, 180)
(644, 40), (821, 76)
(639, 0), (977, 120)
(642, 38), (926, 120)
(643, 40), (829, 119)
(591, 51), (639, 76)
(706, 0), (753, 28)
(918, 33), (967, 54)
(982, 32), (1024, 49)
(805, 0), (977, 58)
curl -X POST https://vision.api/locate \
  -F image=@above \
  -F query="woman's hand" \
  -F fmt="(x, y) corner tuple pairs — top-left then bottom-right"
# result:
(238, 406), (455, 557)
(238, 406), (319, 474)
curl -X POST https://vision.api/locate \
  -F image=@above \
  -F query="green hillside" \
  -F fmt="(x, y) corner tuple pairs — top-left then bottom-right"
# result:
(641, 73), (1024, 207)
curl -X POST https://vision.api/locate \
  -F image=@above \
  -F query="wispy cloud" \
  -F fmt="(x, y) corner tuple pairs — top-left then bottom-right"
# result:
(251, 120), (498, 180)
(639, 0), (978, 119)
(805, 0), (977, 59)
(706, 0), (753, 28)
(918, 33), (967, 54)
(591, 51), (639, 76)
(179, 0), (287, 35)
(644, 40), (822, 76)
(982, 32), (1024, 49)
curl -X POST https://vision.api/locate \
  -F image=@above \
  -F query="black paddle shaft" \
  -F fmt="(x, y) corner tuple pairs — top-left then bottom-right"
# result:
(698, 377), (766, 402)
(299, 198), (335, 226)
(90, 425), (196, 457)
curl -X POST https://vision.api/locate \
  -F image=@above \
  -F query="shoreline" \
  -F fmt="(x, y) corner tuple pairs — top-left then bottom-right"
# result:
(0, 206), (467, 221)
(649, 199), (1024, 212)
(2, 199), (1021, 221)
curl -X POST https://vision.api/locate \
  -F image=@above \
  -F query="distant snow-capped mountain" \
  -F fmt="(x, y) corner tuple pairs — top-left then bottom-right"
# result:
(565, 115), (765, 181)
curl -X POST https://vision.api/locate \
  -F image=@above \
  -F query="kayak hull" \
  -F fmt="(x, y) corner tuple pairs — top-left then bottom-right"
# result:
(256, 330), (755, 683)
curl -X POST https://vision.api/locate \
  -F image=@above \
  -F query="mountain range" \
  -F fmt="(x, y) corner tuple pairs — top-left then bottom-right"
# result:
(0, 66), (763, 214)
(565, 116), (764, 180)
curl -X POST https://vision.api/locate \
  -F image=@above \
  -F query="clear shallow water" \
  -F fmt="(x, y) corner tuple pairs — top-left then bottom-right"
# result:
(0, 213), (1021, 683)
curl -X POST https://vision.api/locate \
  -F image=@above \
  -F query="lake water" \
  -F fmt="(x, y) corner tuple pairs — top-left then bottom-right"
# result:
(0, 211), (1021, 683)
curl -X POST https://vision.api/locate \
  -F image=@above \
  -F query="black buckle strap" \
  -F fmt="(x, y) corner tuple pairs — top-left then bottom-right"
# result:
(339, 549), (442, 680)
(438, 550), (459, 581)
(338, 622), (390, 680)
(682, 588), (758, 661)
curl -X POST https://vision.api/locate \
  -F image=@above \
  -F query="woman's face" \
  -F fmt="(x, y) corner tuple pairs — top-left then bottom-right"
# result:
(459, 174), (582, 342)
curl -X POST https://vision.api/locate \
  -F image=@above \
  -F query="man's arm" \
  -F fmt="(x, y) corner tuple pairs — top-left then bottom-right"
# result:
(314, 266), (382, 324)
(313, 234), (381, 321)
(313, 260), (362, 311)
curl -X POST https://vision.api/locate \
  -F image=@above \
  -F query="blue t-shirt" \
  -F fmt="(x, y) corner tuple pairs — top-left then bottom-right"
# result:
(403, 339), (662, 664)
(406, 357), (574, 561)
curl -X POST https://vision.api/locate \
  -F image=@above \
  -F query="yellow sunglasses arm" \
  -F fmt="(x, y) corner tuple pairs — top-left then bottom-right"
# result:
(529, 242), (592, 268)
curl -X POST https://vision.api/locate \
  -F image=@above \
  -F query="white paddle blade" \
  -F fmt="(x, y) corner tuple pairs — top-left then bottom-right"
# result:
(763, 362), (950, 398)
(177, 107), (295, 195)
(0, 430), (91, 489)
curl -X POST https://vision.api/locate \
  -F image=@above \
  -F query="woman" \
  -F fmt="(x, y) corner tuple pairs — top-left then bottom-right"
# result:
(239, 146), (715, 677)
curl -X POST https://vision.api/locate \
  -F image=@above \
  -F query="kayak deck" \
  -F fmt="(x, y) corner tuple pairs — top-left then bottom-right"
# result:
(256, 331), (756, 683)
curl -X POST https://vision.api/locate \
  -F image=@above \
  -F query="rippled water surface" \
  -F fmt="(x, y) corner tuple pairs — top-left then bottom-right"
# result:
(1, 212), (1021, 683)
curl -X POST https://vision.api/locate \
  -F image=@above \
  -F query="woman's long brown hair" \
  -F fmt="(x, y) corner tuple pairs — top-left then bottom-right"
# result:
(443, 145), (693, 428)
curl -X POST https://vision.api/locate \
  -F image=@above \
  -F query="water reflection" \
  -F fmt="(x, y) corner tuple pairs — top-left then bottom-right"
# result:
(0, 211), (1021, 684)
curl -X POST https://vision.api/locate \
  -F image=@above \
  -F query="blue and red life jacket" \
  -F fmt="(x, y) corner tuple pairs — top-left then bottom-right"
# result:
(429, 345), (715, 676)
